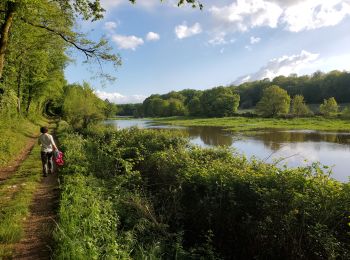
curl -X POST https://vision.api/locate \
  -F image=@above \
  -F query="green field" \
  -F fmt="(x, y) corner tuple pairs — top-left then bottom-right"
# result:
(154, 116), (350, 132)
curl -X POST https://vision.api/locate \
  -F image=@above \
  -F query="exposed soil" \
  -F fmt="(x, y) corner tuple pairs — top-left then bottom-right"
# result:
(12, 172), (59, 260)
(3, 130), (60, 260)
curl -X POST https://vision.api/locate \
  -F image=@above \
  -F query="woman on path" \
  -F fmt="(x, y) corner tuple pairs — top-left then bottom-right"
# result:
(38, 126), (57, 177)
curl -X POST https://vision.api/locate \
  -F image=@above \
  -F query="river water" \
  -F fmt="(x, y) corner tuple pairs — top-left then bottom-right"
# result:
(105, 119), (350, 182)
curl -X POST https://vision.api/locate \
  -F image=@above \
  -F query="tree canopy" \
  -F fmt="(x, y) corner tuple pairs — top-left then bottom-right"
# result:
(256, 85), (291, 117)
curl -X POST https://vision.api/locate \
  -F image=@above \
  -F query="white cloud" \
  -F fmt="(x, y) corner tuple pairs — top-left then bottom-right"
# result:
(250, 36), (261, 44)
(209, 0), (283, 32)
(111, 34), (144, 50)
(101, 0), (170, 11)
(208, 32), (235, 46)
(209, 0), (350, 33)
(175, 22), (202, 39)
(146, 32), (160, 41)
(101, 0), (124, 9)
(95, 90), (147, 104)
(282, 0), (350, 32)
(233, 50), (320, 84)
(245, 45), (252, 51)
(104, 21), (118, 31)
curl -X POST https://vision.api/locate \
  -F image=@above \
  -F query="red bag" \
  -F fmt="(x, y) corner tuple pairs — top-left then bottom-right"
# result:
(54, 150), (64, 166)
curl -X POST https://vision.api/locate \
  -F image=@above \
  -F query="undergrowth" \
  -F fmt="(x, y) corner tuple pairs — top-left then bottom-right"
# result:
(54, 122), (350, 259)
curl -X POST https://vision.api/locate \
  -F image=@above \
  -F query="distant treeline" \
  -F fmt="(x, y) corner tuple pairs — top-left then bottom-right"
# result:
(117, 70), (350, 117)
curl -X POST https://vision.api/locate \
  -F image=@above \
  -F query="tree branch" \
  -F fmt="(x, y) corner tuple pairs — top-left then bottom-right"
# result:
(21, 17), (96, 61)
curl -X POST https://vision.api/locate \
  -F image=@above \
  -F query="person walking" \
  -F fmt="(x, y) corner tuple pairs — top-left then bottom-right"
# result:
(38, 126), (57, 177)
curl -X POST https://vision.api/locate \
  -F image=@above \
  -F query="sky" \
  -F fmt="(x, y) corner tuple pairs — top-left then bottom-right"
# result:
(64, 0), (350, 103)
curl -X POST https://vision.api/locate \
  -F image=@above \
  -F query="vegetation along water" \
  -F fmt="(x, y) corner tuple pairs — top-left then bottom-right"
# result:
(1, 0), (350, 259)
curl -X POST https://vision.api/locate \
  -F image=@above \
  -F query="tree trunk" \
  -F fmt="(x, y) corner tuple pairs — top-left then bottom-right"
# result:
(16, 61), (23, 113)
(26, 86), (32, 115)
(0, 2), (17, 79)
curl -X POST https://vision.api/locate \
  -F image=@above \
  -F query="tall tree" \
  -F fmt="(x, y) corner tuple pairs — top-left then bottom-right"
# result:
(200, 87), (240, 117)
(256, 85), (291, 117)
(319, 97), (338, 116)
(0, 0), (202, 79)
(291, 95), (311, 117)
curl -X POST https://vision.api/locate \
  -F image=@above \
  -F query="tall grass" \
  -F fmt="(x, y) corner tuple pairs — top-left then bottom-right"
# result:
(0, 116), (46, 167)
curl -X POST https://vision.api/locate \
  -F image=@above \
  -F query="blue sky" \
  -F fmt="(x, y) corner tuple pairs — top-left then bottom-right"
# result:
(64, 0), (350, 103)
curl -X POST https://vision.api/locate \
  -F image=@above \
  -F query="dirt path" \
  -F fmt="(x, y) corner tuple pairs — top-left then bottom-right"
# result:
(12, 173), (59, 259)
(10, 129), (59, 260)
(0, 137), (38, 183)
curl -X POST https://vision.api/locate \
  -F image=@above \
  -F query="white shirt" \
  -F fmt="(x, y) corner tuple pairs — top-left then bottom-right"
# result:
(38, 133), (56, 152)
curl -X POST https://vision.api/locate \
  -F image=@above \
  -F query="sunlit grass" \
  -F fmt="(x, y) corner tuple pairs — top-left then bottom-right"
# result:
(0, 116), (47, 167)
(154, 116), (350, 132)
(0, 137), (42, 257)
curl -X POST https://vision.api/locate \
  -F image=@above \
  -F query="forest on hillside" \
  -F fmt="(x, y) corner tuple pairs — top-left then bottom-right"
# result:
(117, 70), (350, 118)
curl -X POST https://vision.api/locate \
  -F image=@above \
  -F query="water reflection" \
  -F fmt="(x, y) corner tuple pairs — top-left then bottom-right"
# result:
(106, 119), (350, 182)
(186, 127), (234, 147)
(248, 130), (350, 151)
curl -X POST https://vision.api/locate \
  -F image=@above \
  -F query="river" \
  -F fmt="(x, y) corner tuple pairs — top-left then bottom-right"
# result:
(105, 119), (350, 182)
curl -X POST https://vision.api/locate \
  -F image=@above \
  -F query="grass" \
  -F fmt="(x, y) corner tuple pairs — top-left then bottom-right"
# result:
(0, 118), (56, 258)
(0, 144), (42, 257)
(0, 116), (47, 168)
(153, 116), (350, 132)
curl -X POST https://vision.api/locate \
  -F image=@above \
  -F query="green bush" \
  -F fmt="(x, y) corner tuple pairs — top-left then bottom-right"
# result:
(55, 125), (350, 259)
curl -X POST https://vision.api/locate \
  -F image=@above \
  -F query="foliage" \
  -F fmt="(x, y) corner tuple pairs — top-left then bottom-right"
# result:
(256, 85), (291, 117)
(188, 96), (201, 116)
(103, 99), (118, 118)
(200, 87), (240, 117)
(138, 70), (350, 118)
(341, 105), (350, 119)
(234, 70), (350, 107)
(291, 95), (312, 117)
(62, 83), (106, 129)
(55, 124), (350, 259)
(117, 103), (143, 117)
(320, 97), (339, 116)
(141, 87), (239, 118)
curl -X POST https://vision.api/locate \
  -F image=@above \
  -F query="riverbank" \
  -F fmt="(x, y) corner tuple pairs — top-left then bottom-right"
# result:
(154, 116), (350, 132)
(53, 123), (350, 259)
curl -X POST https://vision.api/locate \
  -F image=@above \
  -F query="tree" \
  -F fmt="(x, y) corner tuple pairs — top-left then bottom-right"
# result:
(291, 95), (311, 117)
(63, 83), (106, 128)
(2, 15), (66, 115)
(188, 97), (202, 116)
(256, 85), (290, 117)
(319, 97), (338, 116)
(167, 98), (187, 116)
(200, 87), (240, 117)
(0, 0), (202, 79)
(341, 105), (350, 119)
(104, 99), (118, 118)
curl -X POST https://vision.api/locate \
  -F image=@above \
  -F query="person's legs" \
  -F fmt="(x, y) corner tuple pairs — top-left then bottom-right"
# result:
(47, 152), (53, 174)
(41, 151), (48, 176)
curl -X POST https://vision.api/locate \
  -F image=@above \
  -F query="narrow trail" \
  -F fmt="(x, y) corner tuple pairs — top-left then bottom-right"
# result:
(0, 137), (38, 183)
(12, 173), (59, 259)
(6, 127), (59, 260)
